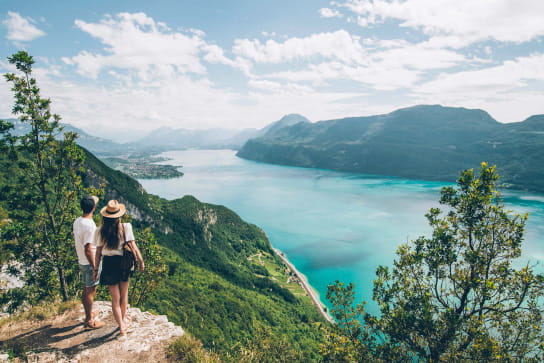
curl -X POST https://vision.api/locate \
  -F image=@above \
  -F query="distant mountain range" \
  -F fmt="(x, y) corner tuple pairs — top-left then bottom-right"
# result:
(6, 119), (128, 156)
(8, 106), (544, 192)
(4, 114), (311, 156)
(237, 105), (544, 193)
(133, 126), (252, 150)
(132, 114), (310, 151)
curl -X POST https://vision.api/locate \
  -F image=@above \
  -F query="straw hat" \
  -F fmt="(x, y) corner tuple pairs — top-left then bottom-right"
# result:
(100, 199), (126, 218)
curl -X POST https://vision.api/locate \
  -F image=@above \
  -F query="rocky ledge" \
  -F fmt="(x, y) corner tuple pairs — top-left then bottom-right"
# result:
(0, 301), (184, 362)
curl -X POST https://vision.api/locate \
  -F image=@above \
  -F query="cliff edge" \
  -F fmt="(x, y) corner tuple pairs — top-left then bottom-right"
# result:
(0, 301), (184, 362)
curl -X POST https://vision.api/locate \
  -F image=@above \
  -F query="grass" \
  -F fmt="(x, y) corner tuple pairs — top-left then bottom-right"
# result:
(248, 252), (308, 298)
(0, 299), (80, 360)
(0, 299), (79, 329)
(166, 334), (222, 363)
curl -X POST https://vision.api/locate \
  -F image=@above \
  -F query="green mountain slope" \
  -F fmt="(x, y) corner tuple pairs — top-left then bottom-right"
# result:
(79, 149), (327, 359)
(237, 105), (544, 192)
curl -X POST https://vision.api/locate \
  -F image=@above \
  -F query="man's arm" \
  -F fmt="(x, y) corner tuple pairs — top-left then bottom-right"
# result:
(84, 243), (95, 268)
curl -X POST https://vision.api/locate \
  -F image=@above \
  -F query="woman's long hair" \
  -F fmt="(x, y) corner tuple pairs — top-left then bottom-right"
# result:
(99, 217), (124, 249)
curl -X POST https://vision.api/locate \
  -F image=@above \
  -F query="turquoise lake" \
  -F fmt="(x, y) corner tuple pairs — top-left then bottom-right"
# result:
(139, 149), (544, 312)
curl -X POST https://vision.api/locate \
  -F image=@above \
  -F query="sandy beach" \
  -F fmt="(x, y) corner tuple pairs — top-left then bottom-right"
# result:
(273, 248), (334, 323)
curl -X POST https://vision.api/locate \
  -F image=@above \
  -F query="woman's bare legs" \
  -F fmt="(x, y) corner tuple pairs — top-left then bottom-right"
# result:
(108, 284), (126, 334)
(119, 280), (130, 325)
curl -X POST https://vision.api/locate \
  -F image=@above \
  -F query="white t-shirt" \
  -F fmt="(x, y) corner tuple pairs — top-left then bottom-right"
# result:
(73, 216), (97, 266)
(94, 223), (135, 256)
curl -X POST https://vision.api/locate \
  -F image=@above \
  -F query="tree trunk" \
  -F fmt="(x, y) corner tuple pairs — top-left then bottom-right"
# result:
(57, 265), (69, 301)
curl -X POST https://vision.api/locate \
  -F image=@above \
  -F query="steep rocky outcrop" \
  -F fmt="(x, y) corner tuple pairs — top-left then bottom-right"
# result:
(0, 301), (183, 363)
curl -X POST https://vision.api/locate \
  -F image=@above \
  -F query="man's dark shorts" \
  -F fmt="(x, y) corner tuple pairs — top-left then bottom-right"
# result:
(80, 264), (100, 288)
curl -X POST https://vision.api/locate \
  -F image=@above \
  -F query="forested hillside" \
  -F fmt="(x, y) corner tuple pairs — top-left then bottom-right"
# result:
(237, 105), (544, 192)
(0, 146), (326, 359)
(83, 149), (327, 358)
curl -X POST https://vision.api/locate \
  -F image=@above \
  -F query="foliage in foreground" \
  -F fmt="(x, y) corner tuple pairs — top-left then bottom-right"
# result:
(0, 52), (166, 312)
(146, 247), (324, 361)
(324, 163), (544, 362)
(167, 326), (308, 363)
(167, 334), (222, 363)
(126, 227), (168, 306)
(0, 51), (85, 305)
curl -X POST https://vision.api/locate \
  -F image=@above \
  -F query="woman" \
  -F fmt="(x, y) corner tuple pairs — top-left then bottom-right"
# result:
(92, 200), (144, 335)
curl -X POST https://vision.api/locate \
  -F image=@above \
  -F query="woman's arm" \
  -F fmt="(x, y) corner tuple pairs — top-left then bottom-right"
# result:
(128, 240), (145, 272)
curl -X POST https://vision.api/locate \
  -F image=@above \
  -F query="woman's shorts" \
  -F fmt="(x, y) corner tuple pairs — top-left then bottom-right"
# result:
(100, 255), (134, 286)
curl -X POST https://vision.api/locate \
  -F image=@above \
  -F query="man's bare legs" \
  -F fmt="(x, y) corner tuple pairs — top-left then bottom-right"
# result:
(82, 285), (97, 324)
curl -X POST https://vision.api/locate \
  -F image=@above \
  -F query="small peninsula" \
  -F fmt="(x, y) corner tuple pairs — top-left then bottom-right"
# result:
(101, 154), (183, 179)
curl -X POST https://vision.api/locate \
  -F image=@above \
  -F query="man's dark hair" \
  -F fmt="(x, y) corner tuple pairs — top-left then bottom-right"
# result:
(80, 196), (96, 214)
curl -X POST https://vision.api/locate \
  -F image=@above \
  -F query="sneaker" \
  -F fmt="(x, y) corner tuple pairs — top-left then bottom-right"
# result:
(84, 320), (106, 330)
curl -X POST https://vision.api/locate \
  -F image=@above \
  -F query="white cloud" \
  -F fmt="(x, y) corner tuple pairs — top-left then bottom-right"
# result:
(3, 11), (45, 42)
(248, 79), (314, 94)
(233, 30), (367, 64)
(63, 13), (211, 79)
(413, 53), (544, 122)
(3, 8), (542, 133)
(25, 12), (368, 132)
(22, 66), (367, 132)
(337, 0), (544, 47)
(371, 41), (467, 70)
(203, 44), (235, 65)
(0, 77), (12, 118)
(232, 27), (469, 91)
(245, 88), (370, 124)
(202, 44), (253, 75)
(0, 55), (370, 132)
(267, 61), (420, 90)
(253, 36), (467, 90)
(33, 71), (243, 130)
(319, 8), (343, 18)
(415, 54), (544, 95)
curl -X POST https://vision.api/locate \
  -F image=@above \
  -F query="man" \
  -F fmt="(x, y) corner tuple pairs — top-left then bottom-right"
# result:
(73, 196), (105, 329)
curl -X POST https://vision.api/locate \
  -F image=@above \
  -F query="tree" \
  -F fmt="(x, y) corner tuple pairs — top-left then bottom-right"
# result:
(0, 51), (85, 306)
(228, 325), (305, 363)
(128, 227), (168, 306)
(321, 281), (375, 362)
(325, 163), (544, 362)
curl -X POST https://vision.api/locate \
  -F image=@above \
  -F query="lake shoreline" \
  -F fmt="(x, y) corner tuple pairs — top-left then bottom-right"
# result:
(273, 248), (334, 323)
(139, 149), (544, 325)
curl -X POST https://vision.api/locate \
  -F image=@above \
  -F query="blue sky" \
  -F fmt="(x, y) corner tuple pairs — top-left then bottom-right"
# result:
(1, 0), (544, 136)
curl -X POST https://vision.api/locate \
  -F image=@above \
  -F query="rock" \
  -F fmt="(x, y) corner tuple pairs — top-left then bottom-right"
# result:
(0, 301), (184, 362)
